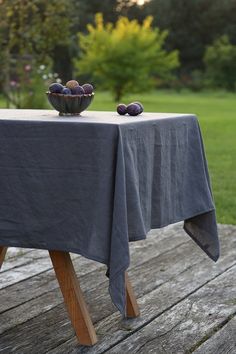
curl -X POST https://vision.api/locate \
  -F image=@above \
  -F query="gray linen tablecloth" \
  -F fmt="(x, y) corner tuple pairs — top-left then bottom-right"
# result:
(0, 109), (220, 314)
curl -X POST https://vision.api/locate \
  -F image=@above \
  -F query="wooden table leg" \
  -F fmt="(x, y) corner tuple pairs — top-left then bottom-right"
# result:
(49, 250), (97, 346)
(0, 247), (8, 270)
(125, 271), (140, 318)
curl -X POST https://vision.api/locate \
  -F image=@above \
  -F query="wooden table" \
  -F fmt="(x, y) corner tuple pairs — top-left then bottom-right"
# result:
(0, 109), (219, 348)
(0, 246), (139, 346)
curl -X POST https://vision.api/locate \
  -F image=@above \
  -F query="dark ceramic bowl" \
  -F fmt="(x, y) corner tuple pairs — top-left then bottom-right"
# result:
(46, 92), (94, 116)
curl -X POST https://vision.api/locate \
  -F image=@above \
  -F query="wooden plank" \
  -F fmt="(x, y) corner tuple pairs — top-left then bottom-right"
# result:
(106, 265), (236, 354)
(0, 256), (105, 316)
(1, 249), (47, 273)
(0, 250), (80, 290)
(0, 235), (192, 336)
(193, 315), (236, 354)
(0, 225), (175, 270)
(45, 226), (236, 354)
(0, 224), (185, 314)
(49, 250), (97, 346)
(0, 247), (7, 269)
(5, 247), (33, 259)
(0, 251), (55, 290)
(0, 260), (105, 335)
(125, 272), (140, 318)
(0, 225), (235, 353)
(0, 225), (182, 291)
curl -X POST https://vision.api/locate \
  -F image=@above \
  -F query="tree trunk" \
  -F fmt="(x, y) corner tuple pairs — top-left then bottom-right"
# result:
(114, 87), (123, 102)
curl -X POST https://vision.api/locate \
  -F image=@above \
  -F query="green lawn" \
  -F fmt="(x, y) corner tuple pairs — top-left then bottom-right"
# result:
(1, 90), (235, 224)
(89, 90), (236, 225)
(0, 97), (6, 108)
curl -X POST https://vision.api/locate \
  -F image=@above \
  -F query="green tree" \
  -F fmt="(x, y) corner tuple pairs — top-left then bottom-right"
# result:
(0, 0), (72, 105)
(76, 14), (179, 101)
(145, 0), (236, 73)
(204, 35), (236, 91)
(0, 0), (71, 64)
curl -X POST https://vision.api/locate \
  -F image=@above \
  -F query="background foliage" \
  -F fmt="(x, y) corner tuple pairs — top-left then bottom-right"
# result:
(0, 0), (70, 107)
(87, 90), (236, 225)
(1, 0), (236, 104)
(76, 14), (179, 101)
(145, 0), (236, 73)
(204, 36), (236, 91)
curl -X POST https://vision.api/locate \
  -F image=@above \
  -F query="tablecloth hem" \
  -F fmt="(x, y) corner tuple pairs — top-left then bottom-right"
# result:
(108, 262), (130, 315)
(183, 224), (220, 262)
(0, 241), (109, 266)
(129, 207), (216, 242)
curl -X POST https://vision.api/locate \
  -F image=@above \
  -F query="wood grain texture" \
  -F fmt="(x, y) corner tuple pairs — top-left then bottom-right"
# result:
(0, 250), (81, 290)
(46, 225), (236, 354)
(0, 247), (7, 269)
(49, 250), (97, 346)
(0, 225), (183, 290)
(125, 272), (140, 318)
(193, 315), (236, 354)
(1, 249), (47, 273)
(0, 236), (192, 338)
(0, 224), (235, 354)
(0, 225), (184, 323)
(107, 265), (236, 354)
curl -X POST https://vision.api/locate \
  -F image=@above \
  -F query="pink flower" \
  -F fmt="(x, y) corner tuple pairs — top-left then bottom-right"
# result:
(24, 64), (31, 72)
(10, 80), (17, 87)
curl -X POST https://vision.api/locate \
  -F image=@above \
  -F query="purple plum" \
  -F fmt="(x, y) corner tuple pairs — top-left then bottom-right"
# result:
(82, 83), (94, 94)
(72, 85), (85, 95)
(49, 83), (64, 94)
(62, 87), (72, 95)
(117, 103), (127, 115)
(132, 101), (144, 113)
(127, 103), (141, 116)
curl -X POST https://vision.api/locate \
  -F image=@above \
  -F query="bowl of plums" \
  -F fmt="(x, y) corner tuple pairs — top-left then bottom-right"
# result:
(46, 80), (94, 116)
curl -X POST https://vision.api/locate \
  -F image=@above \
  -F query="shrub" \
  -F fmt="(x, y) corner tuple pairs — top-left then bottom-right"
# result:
(5, 61), (60, 109)
(204, 35), (236, 91)
(75, 14), (179, 101)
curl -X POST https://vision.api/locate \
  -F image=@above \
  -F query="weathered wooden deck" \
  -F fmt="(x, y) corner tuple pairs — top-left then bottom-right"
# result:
(0, 223), (235, 354)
